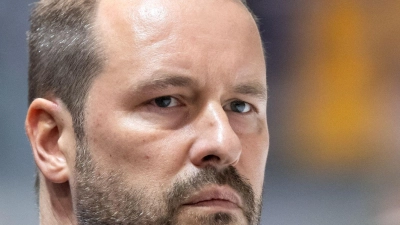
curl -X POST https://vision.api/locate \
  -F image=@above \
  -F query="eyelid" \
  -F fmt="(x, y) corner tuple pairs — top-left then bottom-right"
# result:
(149, 95), (183, 108)
(223, 100), (254, 113)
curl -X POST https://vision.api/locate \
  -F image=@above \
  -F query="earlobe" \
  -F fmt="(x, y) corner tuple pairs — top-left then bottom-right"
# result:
(26, 98), (71, 184)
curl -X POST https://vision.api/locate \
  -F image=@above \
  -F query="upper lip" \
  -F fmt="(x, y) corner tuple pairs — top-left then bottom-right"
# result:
(182, 185), (243, 208)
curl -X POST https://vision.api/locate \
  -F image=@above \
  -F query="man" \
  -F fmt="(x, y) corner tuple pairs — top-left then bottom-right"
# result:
(25, 0), (269, 224)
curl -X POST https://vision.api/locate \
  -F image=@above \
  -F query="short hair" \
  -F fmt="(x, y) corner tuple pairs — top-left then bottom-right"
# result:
(28, 0), (102, 141)
(28, 0), (102, 197)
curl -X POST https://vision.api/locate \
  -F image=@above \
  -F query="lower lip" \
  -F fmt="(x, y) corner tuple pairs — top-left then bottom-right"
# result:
(185, 200), (239, 209)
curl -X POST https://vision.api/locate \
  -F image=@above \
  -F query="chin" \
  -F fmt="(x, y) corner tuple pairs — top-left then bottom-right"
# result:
(173, 207), (247, 225)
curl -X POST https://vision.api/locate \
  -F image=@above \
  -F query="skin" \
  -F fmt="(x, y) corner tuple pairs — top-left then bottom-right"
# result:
(25, 0), (269, 224)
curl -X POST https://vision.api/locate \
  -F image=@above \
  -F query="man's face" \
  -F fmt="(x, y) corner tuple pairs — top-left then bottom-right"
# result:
(69, 0), (269, 224)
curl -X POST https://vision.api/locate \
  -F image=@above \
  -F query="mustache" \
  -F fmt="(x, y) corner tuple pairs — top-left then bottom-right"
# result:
(164, 166), (256, 223)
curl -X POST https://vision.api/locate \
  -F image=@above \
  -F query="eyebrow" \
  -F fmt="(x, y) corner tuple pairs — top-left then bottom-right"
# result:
(134, 75), (196, 91)
(133, 74), (267, 100)
(233, 82), (268, 100)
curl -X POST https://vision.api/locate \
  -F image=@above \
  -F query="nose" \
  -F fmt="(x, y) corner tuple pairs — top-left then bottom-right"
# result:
(189, 102), (242, 169)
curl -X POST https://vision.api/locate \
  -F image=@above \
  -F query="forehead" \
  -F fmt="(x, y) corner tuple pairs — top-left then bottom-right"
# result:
(92, 0), (265, 86)
(95, 0), (254, 34)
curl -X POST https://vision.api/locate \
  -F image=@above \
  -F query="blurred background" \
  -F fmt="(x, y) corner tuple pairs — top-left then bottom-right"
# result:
(1, 0), (399, 224)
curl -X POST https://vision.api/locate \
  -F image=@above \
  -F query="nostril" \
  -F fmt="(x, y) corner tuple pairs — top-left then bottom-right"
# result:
(202, 155), (220, 162)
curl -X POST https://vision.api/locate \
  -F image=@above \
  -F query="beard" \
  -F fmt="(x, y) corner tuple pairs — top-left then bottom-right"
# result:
(74, 141), (262, 225)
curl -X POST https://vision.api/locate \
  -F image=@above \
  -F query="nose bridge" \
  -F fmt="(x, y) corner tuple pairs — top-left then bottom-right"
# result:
(208, 103), (227, 144)
(189, 101), (242, 168)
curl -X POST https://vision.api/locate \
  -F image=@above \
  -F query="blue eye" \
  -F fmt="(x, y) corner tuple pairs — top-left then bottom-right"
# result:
(225, 101), (251, 113)
(152, 96), (180, 108)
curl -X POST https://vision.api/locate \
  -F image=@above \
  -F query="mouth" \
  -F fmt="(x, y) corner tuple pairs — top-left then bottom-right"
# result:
(182, 185), (242, 210)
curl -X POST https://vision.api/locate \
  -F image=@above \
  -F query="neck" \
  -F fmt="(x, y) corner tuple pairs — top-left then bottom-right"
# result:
(39, 178), (76, 225)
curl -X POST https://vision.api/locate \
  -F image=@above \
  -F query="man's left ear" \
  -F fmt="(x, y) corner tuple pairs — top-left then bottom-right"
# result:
(25, 98), (75, 184)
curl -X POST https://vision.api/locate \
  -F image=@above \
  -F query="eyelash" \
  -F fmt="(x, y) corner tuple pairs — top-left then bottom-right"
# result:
(149, 96), (255, 114)
(223, 100), (253, 113)
(150, 96), (182, 108)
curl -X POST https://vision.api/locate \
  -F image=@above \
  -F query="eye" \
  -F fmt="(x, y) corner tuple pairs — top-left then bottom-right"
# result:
(224, 100), (251, 113)
(151, 96), (181, 108)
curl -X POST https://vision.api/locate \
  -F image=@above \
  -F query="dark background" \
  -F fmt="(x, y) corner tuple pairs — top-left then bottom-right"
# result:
(1, 0), (399, 224)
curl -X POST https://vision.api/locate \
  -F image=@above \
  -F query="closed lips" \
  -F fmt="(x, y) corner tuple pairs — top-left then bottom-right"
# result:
(182, 185), (242, 209)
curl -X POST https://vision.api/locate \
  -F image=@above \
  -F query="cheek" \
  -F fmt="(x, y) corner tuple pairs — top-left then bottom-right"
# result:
(85, 113), (191, 186)
(237, 129), (269, 196)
